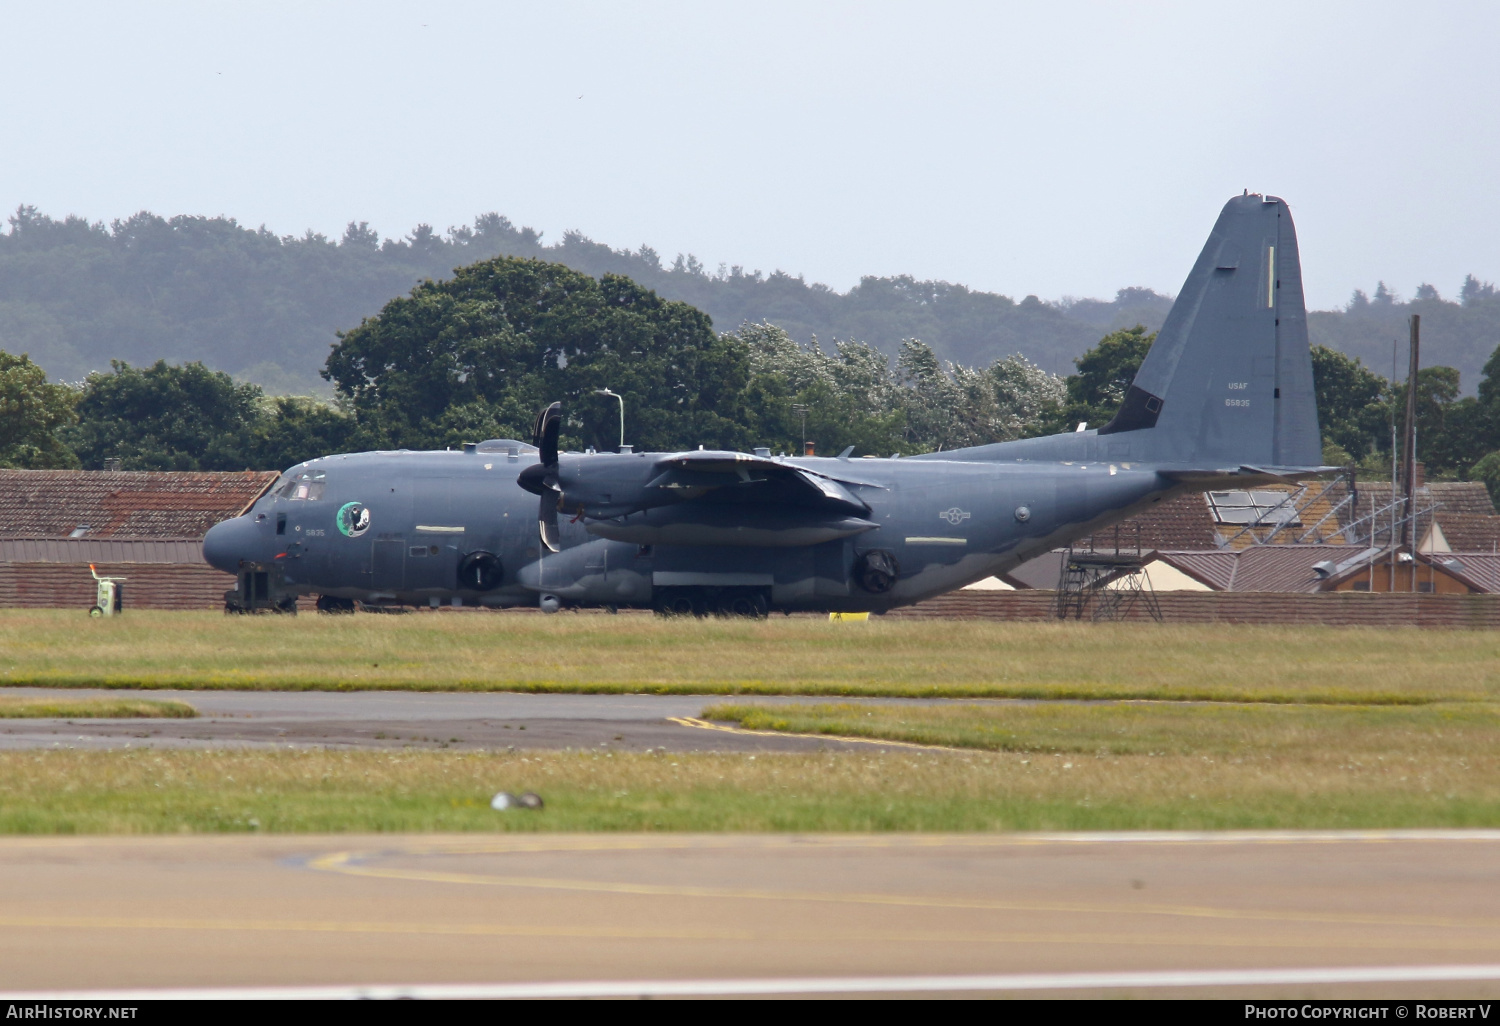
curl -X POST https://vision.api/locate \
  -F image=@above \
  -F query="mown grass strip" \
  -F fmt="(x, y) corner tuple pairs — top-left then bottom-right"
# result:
(701, 700), (1500, 757)
(4, 747), (1500, 833)
(0, 697), (196, 719)
(0, 611), (1493, 703)
(0, 675), (1444, 706)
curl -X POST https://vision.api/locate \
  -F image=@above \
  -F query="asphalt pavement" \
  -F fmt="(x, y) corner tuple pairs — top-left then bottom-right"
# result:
(2, 832), (1500, 998)
(0, 688), (911, 753)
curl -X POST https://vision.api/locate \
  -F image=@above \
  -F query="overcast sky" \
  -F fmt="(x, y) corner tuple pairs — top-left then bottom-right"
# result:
(3, 1), (1495, 310)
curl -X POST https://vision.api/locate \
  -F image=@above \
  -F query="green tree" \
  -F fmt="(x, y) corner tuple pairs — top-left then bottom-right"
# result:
(730, 322), (1062, 456)
(1309, 345), (1390, 461)
(734, 322), (906, 456)
(325, 258), (756, 453)
(1397, 366), (1484, 478)
(1040, 324), (1155, 433)
(248, 396), (359, 471)
(0, 351), (79, 468)
(67, 360), (264, 470)
(1470, 451), (1500, 504)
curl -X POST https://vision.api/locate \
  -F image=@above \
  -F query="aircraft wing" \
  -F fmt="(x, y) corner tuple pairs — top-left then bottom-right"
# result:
(645, 451), (871, 515)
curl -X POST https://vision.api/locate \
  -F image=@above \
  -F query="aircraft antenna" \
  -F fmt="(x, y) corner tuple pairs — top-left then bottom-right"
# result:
(594, 388), (625, 451)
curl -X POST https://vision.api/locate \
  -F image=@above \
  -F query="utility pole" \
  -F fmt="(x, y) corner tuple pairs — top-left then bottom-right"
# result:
(791, 403), (809, 453)
(1400, 315), (1420, 568)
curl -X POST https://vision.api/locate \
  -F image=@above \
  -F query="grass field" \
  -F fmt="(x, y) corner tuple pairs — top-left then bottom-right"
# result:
(703, 700), (1500, 757)
(2, 610), (1498, 833)
(3, 743), (1499, 833)
(1, 609), (1497, 703)
(0, 696), (195, 719)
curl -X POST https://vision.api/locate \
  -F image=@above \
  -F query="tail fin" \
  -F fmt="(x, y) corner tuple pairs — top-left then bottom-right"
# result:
(1098, 193), (1321, 469)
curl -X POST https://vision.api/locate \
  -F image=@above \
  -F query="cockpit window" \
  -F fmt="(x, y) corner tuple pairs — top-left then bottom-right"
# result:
(276, 470), (326, 501)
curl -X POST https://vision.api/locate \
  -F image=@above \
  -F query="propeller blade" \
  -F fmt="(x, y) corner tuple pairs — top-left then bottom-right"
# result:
(539, 492), (561, 553)
(532, 401), (561, 466)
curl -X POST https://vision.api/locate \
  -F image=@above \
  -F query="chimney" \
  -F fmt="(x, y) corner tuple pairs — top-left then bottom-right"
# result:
(804, 441), (815, 456)
(1414, 461), (1425, 490)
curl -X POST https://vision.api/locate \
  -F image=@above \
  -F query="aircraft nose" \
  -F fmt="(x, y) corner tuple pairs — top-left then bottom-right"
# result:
(203, 515), (263, 573)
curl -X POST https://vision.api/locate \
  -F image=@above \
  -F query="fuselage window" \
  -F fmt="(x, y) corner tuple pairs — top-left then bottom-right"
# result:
(276, 470), (326, 502)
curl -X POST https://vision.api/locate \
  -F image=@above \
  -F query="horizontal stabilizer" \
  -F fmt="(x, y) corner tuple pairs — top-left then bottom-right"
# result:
(1160, 464), (1341, 490)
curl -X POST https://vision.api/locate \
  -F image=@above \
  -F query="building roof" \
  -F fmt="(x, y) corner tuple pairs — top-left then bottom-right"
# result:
(1418, 552), (1500, 594)
(0, 538), (206, 563)
(1073, 482), (1362, 555)
(1425, 512), (1500, 553)
(0, 470), (277, 539)
(1154, 545), (1373, 593)
(1355, 480), (1498, 517)
(1346, 482), (1497, 549)
(1073, 494), (1218, 552)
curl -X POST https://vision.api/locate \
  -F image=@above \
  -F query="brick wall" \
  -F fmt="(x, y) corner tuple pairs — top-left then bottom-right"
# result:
(0, 562), (233, 611)
(891, 589), (1500, 628)
(7, 563), (1499, 625)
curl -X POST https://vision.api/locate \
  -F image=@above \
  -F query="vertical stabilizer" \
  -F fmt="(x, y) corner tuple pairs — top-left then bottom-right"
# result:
(1098, 194), (1321, 469)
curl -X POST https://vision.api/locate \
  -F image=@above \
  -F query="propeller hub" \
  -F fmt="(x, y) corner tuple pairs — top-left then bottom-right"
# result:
(516, 462), (554, 496)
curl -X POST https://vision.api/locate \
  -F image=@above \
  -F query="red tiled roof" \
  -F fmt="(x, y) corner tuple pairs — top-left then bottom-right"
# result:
(0, 538), (206, 563)
(1153, 550), (1237, 590)
(1155, 545), (1368, 593)
(1430, 513), (1500, 553)
(1422, 552), (1500, 594)
(0, 470), (278, 540)
(1076, 494), (1218, 551)
(1355, 481), (1496, 519)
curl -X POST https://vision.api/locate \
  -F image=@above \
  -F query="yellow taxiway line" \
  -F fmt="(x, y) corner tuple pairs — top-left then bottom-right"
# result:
(666, 715), (964, 751)
(304, 835), (1500, 932)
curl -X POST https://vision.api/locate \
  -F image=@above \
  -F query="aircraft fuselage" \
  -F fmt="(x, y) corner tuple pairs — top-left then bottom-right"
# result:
(203, 445), (1179, 613)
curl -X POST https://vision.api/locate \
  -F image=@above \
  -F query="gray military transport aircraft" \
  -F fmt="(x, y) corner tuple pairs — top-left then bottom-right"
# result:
(203, 193), (1325, 616)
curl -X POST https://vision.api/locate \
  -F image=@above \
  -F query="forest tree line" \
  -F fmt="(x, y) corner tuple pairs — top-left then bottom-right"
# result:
(0, 204), (1155, 393)
(3, 252), (1500, 501)
(7, 203), (1497, 398)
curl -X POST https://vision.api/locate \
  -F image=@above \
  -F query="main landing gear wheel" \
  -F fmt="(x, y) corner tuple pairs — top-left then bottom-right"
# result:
(656, 588), (766, 619)
(717, 592), (768, 619)
(656, 593), (697, 618)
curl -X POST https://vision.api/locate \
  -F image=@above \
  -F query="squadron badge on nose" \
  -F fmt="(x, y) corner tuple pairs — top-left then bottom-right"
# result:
(337, 501), (372, 538)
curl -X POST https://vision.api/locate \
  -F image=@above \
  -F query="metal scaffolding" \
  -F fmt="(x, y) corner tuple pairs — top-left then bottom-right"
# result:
(1054, 523), (1162, 623)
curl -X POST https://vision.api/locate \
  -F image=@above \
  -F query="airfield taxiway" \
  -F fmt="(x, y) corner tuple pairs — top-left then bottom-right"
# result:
(2, 832), (1500, 998)
(8, 692), (1500, 998)
(0, 688), (917, 753)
